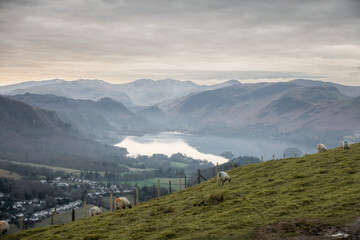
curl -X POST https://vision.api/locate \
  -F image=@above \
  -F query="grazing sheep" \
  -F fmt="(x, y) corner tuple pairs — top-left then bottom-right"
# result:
(317, 143), (326, 153)
(0, 221), (9, 236)
(343, 140), (350, 150)
(114, 197), (132, 210)
(218, 171), (231, 185)
(89, 206), (102, 216)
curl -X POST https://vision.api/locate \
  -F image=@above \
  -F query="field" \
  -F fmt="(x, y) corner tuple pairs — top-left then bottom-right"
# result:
(5, 143), (360, 239)
(0, 168), (22, 179)
(0, 159), (81, 175)
(169, 162), (188, 168)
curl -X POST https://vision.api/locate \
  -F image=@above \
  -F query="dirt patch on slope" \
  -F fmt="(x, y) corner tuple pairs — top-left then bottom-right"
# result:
(253, 218), (360, 239)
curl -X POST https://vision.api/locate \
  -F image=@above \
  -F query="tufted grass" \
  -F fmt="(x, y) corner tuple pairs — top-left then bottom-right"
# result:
(4, 143), (360, 240)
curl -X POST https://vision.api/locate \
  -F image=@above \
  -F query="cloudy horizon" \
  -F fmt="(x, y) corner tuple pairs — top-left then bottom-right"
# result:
(0, 0), (359, 86)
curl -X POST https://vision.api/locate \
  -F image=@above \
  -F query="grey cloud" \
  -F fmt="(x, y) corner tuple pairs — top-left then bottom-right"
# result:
(0, 0), (359, 85)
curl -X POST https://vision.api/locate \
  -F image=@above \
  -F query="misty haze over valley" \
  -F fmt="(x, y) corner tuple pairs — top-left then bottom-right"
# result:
(0, 78), (359, 164)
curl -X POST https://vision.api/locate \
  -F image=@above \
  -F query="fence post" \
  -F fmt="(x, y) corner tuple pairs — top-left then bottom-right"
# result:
(51, 215), (54, 225)
(179, 173), (182, 190)
(157, 179), (160, 199)
(55, 207), (57, 224)
(169, 180), (171, 193)
(197, 169), (200, 184)
(110, 192), (113, 212)
(153, 185), (155, 199)
(136, 184), (139, 204)
(84, 199), (87, 218)
(185, 176), (187, 189)
(261, 156), (263, 162)
(272, 154), (274, 160)
(19, 216), (22, 231)
(72, 208), (75, 221)
(232, 159), (234, 169)
(216, 162), (219, 176)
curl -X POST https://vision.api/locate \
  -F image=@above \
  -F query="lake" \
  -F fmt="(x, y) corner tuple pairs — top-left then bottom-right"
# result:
(115, 132), (315, 165)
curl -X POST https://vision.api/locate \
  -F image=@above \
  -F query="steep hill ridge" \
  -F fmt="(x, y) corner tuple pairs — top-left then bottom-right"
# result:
(6, 143), (360, 239)
(0, 95), (128, 172)
(11, 93), (151, 140)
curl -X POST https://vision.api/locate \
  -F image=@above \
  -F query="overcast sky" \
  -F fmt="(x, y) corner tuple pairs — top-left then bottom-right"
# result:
(0, 0), (359, 86)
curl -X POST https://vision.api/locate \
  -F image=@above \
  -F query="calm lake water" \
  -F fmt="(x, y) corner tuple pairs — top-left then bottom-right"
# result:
(115, 132), (314, 165)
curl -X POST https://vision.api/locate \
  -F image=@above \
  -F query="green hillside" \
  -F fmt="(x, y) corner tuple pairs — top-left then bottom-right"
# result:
(5, 143), (360, 239)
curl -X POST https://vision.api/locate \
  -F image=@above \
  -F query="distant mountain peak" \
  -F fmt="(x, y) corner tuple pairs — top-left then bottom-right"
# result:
(224, 79), (241, 85)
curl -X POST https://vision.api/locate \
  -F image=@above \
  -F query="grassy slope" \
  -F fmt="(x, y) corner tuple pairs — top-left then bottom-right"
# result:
(5, 143), (360, 240)
(0, 169), (22, 179)
(120, 177), (186, 190)
(0, 159), (81, 174)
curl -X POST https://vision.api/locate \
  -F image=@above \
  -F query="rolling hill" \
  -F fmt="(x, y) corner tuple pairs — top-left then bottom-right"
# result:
(11, 93), (152, 141)
(163, 82), (360, 148)
(291, 79), (360, 98)
(4, 143), (360, 239)
(0, 95), (129, 172)
(0, 79), (133, 107)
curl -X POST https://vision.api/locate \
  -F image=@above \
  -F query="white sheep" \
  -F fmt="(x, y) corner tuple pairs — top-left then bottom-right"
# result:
(114, 197), (132, 210)
(218, 171), (231, 185)
(89, 206), (102, 216)
(343, 140), (350, 150)
(317, 143), (326, 153)
(0, 221), (9, 236)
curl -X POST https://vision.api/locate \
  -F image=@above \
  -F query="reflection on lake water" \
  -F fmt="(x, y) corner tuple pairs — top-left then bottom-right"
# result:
(115, 132), (314, 165)
(116, 132), (228, 164)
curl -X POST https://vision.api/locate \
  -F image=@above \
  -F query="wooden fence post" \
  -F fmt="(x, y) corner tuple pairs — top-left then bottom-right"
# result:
(153, 185), (155, 199)
(197, 169), (200, 184)
(136, 184), (139, 204)
(55, 207), (57, 224)
(84, 199), (87, 218)
(110, 192), (113, 212)
(157, 179), (160, 199)
(19, 216), (22, 231)
(216, 162), (219, 176)
(72, 208), (75, 221)
(179, 173), (182, 190)
(51, 215), (53, 225)
(169, 180), (171, 193)
(232, 159), (234, 169)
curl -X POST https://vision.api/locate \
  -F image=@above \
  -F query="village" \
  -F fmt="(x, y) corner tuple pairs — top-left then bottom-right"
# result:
(1, 175), (131, 226)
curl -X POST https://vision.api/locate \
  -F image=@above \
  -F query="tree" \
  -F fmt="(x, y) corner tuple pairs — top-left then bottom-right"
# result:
(220, 151), (234, 160)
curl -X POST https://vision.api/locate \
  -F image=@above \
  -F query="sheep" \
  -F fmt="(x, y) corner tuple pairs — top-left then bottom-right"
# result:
(317, 143), (326, 153)
(114, 197), (132, 210)
(343, 140), (350, 150)
(0, 221), (9, 236)
(218, 171), (231, 185)
(89, 206), (102, 216)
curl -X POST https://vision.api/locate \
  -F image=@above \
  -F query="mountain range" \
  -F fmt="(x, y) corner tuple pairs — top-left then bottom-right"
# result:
(1, 78), (360, 148)
(0, 78), (244, 107)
